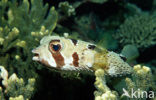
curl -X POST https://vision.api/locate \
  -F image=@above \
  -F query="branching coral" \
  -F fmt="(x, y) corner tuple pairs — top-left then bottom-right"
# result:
(114, 13), (156, 49)
(0, 0), (58, 79)
(0, 0), (58, 98)
(9, 95), (24, 100)
(0, 26), (36, 79)
(7, 0), (58, 34)
(123, 65), (155, 99)
(94, 69), (118, 100)
(0, 0), (8, 26)
(0, 66), (35, 100)
(58, 1), (75, 17)
(0, 26), (20, 53)
(94, 63), (155, 100)
(127, 65), (155, 91)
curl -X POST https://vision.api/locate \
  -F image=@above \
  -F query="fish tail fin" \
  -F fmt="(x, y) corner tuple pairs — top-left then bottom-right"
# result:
(93, 51), (132, 77)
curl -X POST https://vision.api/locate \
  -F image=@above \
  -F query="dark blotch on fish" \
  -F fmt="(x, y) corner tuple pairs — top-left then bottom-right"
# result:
(70, 39), (77, 45)
(88, 44), (96, 50)
(50, 39), (60, 42)
(119, 54), (127, 61)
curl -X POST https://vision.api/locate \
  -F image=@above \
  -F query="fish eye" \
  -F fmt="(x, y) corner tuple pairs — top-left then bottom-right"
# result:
(49, 43), (61, 52)
(49, 40), (62, 52)
(52, 44), (60, 51)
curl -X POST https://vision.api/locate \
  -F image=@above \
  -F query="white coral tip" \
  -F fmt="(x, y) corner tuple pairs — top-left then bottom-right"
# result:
(0, 66), (8, 80)
(9, 73), (18, 81)
(142, 66), (150, 72)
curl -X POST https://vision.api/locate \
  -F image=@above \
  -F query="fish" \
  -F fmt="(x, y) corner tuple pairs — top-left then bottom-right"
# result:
(32, 35), (132, 76)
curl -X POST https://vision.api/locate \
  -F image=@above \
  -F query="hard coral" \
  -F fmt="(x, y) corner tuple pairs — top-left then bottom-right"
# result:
(0, 66), (35, 100)
(115, 13), (156, 49)
(0, 0), (58, 79)
(124, 65), (155, 99)
(94, 69), (118, 100)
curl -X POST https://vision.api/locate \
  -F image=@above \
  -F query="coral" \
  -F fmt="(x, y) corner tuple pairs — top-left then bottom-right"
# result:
(131, 65), (155, 91)
(31, 26), (50, 42)
(124, 3), (142, 17)
(0, 26), (36, 79)
(9, 95), (24, 100)
(94, 60), (156, 100)
(123, 65), (155, 99)
(0, 0), (58, 79)
(0, 0), (156, 99)
(0, 0), (58, 98)
(0, 26), (20, 53)
(58, 1), (75, 17)
(0, 0), (8, 26)
(0, 66), (35, 100)
(7, 0), (58, 34)
(94, 69), (118, 100)
(114, 13), (156, 49)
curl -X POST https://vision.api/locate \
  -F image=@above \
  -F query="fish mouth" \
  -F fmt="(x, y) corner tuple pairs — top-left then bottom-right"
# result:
(32, 49), (40, 61)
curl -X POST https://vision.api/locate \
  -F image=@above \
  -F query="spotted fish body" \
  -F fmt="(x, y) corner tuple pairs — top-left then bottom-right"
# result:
(32, 35), (132, 76)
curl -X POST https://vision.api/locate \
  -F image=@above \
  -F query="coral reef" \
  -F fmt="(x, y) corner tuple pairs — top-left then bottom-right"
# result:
(0, 66), (35, 100)
(0, 0), (58, 79)
(94, 64), (156, 100)
(115, 13), (156, 49)
(0, 26), (37, 79)
(7, 0), (57, 34)
(0, 0), (156, 100)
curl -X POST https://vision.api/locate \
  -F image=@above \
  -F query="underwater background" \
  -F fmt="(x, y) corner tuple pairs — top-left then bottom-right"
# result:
(0, 0), (156, 100)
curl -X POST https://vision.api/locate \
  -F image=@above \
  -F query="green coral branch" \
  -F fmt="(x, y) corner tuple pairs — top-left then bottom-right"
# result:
(0, 0), (8, 26)
(7, 0), (58, 34)
(115, 13), (156, 49)
(58, 1), (75, 17)
(0, 66), (35, 100)
(0, 26), (21, 52)
(0, 0), (58, 79)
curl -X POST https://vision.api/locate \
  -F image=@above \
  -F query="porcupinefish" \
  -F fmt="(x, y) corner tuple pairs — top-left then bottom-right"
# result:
(32, 35), (132, 76)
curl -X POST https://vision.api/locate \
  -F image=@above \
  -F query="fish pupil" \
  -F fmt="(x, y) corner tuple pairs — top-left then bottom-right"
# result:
(52, 44), (60, 51)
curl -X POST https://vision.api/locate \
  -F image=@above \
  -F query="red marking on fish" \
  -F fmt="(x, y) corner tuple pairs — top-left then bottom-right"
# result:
(51, 52), (65, 68)
(72, 52), (79, 67)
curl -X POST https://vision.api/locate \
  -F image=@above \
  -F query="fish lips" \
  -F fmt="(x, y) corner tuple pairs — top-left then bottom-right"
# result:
(32, 49), (40, 61)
